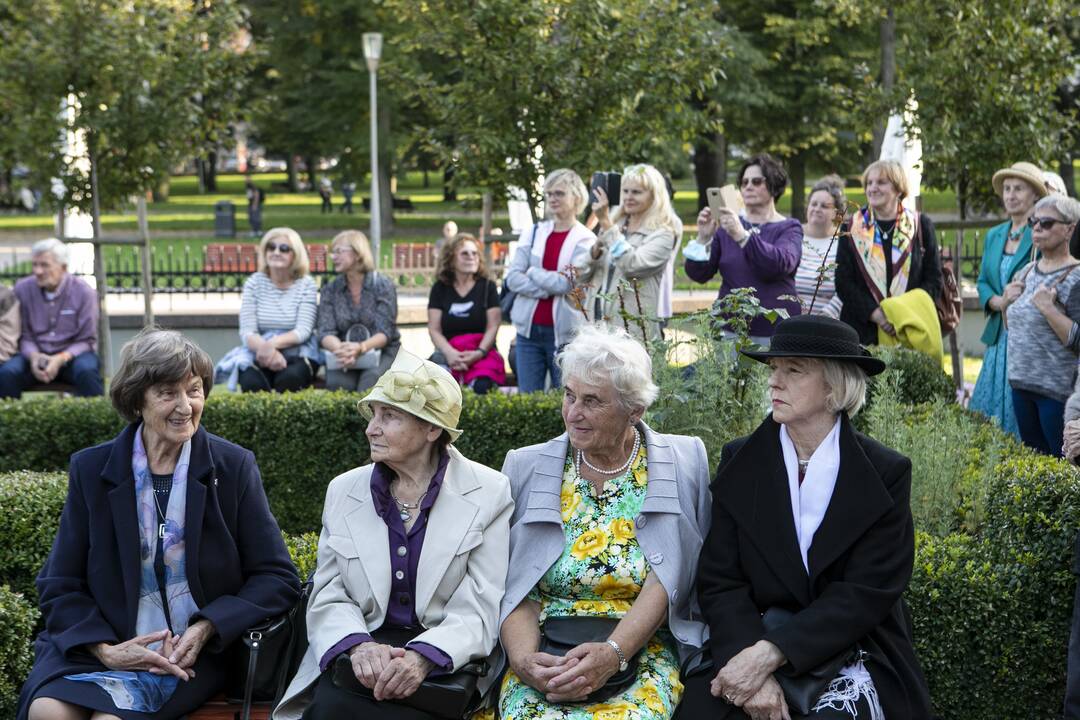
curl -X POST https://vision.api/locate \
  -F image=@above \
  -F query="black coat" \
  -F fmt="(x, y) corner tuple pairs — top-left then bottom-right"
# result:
(697, 414), (931, 719)
(835, 212), (943, 345)
(18, 423), (300, 720)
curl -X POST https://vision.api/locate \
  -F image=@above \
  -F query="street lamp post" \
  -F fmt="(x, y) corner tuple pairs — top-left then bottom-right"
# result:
(363, 32), (383, 268)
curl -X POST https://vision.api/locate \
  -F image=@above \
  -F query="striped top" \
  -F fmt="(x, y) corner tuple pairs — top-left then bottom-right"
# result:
(239, 272), (318, 343)
(795, 234), (843, 319)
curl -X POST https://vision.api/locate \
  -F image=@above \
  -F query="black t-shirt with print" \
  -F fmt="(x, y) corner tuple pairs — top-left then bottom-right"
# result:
(428, 277), (499, 339)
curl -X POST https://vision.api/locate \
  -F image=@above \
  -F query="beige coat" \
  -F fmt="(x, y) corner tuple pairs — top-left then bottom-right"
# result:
(273, 447), (513, 719)
(0, 287), (18, 362)
(576, 224), (676, 341)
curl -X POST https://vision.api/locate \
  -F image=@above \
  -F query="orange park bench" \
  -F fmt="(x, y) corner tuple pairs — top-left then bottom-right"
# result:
(393, 243), (437, 270)
(203, 244), (327, 273)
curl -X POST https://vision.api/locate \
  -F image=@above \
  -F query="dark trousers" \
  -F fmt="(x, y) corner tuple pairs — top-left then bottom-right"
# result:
(320, 192), (332, 213)
(340, 195), (353, 213)
(1012, 388), (1065, 457)
(1066, 531), (1080, 719)
(238, 357), (314, 393)
(675, 668), (873, 720)
(302, 670), (439, 720)
(0, 351), (104, 398)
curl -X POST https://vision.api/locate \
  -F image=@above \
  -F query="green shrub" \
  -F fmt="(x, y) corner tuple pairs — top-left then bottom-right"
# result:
(285, 531), (319, 581)
(0, 472), (67, 601)
(0, 585), (38, 718)
(866, 345), (954, 410)
(0, 398), (124, 473)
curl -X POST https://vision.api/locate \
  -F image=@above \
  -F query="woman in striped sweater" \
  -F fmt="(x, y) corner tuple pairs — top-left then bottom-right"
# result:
(795, 175), (846, 319)
(238, 227), (319, 393)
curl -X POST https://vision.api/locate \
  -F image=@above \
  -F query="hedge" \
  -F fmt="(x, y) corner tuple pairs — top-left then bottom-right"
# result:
(0, 471), (68, 602)
(0, 586), (38, 718)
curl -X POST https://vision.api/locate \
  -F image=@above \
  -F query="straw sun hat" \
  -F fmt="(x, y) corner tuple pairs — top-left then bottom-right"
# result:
(991, 162), (1049, 198)
(357, 350), (463, 441)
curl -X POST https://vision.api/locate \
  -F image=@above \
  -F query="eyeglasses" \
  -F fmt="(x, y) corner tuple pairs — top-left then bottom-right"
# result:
(1028, 216), (1069, 231)
(266, 243), (294, 254)
(330, 247), (355, 255)
(808, 201), (836, 210)
(741, 176), (767, 188)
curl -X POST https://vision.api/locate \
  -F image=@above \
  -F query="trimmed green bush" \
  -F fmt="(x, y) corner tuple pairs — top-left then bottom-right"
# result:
(0, 585), (38, 718)
(285, 532), (319, 581)
(0, 472), (67, 601)
(867, 345), (955, 409)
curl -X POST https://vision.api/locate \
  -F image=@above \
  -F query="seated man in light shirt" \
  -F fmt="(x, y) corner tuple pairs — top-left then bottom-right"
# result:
(0, 238), (103, 398)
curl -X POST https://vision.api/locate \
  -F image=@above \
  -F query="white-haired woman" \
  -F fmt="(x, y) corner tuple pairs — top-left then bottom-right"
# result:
(504, 169), (597, 392)
(237, 227), (319, 393)
(683, 314), (930, 720)
(497, 325), (711, 720)
(579, 164), (681, 342)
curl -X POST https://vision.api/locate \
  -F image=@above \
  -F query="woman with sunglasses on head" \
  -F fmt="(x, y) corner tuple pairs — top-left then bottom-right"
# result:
(685, 153), (803, 347)
(834, 160), (942, 346)
(1004, 195), (1080, 456)
(236, 228), (319, 393)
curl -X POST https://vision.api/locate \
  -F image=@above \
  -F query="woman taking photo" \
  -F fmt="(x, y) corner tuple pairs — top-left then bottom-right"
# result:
(237, 227), (320, 392)
(835, 160), (942, 345)
(795, 175), (846, 319)
(1005, 195), (1080, 456)
(497, 325), (711, 720)
(685, 153), (803, 346)
(681, 315), (930, 720)
(579, 164), (680, 342)
(317, 230), (400, 392)
(427, 234), (504, 394)
(504, 169), (595, 392)
(970, 162), (1046, 438)
(274, 351), (512, 719)
(20, 329), (299, 720)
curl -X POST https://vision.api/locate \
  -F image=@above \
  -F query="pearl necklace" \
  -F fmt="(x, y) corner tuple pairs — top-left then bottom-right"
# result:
(576, 429), (641, 477)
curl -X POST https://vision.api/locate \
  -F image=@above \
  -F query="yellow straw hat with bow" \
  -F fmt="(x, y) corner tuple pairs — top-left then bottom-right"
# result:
(357, 350), (464, 441)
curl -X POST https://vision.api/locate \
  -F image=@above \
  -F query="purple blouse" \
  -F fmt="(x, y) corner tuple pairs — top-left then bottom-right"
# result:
(14, 273), (98, 358)
(684, 217), (803, 337)
(318, 451), (454, 673)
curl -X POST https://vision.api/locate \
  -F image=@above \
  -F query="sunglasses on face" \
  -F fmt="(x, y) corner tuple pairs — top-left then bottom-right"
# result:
(741, 176), (766, 188)
(1028, 216), (1069, 231)
(266, 243), (294, 254)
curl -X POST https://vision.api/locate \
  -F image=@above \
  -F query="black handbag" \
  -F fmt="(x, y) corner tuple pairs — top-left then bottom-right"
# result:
(330, 625), (487, 720)
(761, 607), (859, 715)
(538, 616), (640, 703)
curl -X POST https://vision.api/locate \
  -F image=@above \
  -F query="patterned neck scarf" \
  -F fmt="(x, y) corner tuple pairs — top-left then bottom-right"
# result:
(849, 204), (919, 302)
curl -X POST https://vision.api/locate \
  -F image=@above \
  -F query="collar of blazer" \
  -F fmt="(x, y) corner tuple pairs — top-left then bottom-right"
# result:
(717, 413), (894, 605)
(100, 422), (216, 487)
(522, 422), (683, 526)
(339, 445), (485, 617)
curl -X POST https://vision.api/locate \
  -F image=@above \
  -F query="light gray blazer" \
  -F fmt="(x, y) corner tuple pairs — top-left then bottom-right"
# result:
(499, 423), (712, 670)
(273, 447), (514, 719)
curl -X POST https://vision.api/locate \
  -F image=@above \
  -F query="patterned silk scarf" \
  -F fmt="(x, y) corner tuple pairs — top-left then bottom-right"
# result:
(849, 204), (919, 303)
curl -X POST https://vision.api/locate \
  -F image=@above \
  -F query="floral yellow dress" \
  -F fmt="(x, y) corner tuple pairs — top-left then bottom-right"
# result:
(492, 444), (683, 720)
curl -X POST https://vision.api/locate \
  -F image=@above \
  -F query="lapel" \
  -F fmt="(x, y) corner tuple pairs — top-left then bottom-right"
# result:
(719, 417), (812, 605)
(983, 224), (1007, 294)
(343, 468), (390, 615)
(182, 428), (215, 606)
(101, 424), (142, 638)
(639, 423), (681, 515)
(806, 415), (894, 583)
(522, 434), (569, 527)
(416, 447), (481, 614)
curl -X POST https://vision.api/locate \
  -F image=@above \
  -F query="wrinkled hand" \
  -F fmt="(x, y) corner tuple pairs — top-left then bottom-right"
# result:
(510, 651), (570, 695)
(1003, 281), (1024, 305)
(373, 648), (434, 701)
(710, 641), (785, 707)
(1064, 420), (1080, 460)
(742, 676), (792, 720)
(93, 630), (192, 681)
(266, 350), (287, 371)
(168, 619), (214, 672)
(870, 307), (896, 337)
(1033, 285), (1058, 313)
(545, 642), (620, 703)
(334, 342), (362, 367)
(29, 354), (49, 383)
(697, 207), (718, 240)
(43, 354), (65, 382)
(716, 208), (747, 242)
(350, 642), (398, 689)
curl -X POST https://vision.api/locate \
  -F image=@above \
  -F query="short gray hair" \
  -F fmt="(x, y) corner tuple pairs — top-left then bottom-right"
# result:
(1034, 195), (1080, 225)
(544, 169), (590, 217)
(556, 325), (658, 412)
(820, 358), (868, 417)
(32, 238), (69, 266)
(110, 328), (214, 422)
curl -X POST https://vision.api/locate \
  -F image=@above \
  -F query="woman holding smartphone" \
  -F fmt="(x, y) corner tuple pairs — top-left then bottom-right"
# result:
(685, 153), (804, 347)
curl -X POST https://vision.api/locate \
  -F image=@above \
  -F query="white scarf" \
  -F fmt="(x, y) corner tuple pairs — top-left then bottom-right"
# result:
(779, 417), (841, 573)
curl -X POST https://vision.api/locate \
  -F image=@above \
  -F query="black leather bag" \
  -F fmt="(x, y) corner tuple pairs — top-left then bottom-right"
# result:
(331, 626), (487, 720)
(538, 616), (639, 703)
(761, 607), (859, 715)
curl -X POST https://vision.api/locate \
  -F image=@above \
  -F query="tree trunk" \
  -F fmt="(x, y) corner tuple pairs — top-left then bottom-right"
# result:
(204, 150), (218, 192)
(151, 177), (170, 203)
(195, 158), (206, 194)
(304, 156), (318, 191)
(443, 165), (457, 202)
(870, 5), (896, 161)
(1061, 153), (1077, 197)
(378, 100), (394, 233)
(481, 192), (494, 267)
(286, 155), (299, 192)
(423, 163), (430, 188)
(789, 153), (807, 222)
(693, 131), (726, 211)
(957, 173), (969, 221)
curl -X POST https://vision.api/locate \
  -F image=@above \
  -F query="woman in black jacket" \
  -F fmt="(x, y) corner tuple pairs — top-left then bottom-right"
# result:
(835, 160), (942, 344)
(679, 315), (930, 720)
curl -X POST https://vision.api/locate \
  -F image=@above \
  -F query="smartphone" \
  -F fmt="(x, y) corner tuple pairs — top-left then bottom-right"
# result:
(706, 187), (724, 218)
(590, 172), (622, 205)
(719, 184), (744, 213)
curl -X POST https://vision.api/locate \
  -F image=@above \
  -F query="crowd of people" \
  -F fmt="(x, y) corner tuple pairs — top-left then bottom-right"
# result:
(19, 319), (930, 720)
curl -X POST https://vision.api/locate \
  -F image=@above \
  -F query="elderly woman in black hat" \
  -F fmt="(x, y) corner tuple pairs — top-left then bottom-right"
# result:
(679, 315), (930, 720)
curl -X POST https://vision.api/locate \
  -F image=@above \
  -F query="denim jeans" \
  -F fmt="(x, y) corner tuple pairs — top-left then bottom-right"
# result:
(0, 351), (104, 398)
(515, 326), (560, 393)
(1011, 387), (1065, 456)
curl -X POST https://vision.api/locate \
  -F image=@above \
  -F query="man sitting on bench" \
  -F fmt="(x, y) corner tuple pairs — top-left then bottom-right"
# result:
(0, 238), (103, 398)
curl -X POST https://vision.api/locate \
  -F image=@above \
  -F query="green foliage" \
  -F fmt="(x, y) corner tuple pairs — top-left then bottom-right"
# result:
(283, 531), (319, 582)
(0, 472), (68, 601)
(0, 586), (37, 719)
(0, 399), (125, 473)
(866, 344), (954, 410)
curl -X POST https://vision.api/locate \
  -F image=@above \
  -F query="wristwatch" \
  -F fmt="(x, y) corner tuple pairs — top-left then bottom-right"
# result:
(605, 639), (628, 672)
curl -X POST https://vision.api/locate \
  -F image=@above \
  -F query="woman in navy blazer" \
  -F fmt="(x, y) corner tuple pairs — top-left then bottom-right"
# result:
(19, 329), (299, 720)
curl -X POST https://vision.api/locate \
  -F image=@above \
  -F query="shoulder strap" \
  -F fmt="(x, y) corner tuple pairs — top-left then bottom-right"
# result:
(1051, 263), (1080, 290)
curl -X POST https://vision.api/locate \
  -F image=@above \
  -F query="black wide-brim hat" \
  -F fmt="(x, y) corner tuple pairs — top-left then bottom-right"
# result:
(741, 315), (887, 376)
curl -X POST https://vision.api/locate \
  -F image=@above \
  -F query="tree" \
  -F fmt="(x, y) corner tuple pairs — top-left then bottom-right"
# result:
(898, 0), (1078, 215)
(0, 0), (251, 214)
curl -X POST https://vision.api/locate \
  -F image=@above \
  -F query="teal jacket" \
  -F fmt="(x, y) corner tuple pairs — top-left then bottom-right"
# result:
(977, 221), (1033, 347)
